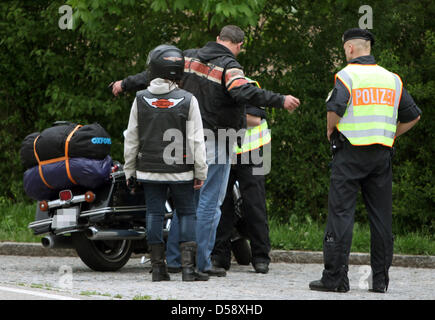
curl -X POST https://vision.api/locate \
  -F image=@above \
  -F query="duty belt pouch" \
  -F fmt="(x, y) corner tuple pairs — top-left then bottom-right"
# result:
(390, 146), (396, 159)
(330, 129), (344, 156)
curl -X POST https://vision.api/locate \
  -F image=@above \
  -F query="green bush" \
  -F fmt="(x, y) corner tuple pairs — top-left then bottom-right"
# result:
(1, 0), (433, 234)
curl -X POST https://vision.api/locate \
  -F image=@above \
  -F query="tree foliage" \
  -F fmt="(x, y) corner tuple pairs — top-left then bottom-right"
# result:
(1, 0), (433, 233)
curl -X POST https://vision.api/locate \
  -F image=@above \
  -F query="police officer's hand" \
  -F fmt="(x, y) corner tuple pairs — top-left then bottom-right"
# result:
(193, 179), (204, 190)
(283, 95), (300, 113)
(112, 80), (123, 96)
(327, 128), (334, 142)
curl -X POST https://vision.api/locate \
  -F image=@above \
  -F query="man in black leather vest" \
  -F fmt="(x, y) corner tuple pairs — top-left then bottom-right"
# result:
(124, 45), (209, 282)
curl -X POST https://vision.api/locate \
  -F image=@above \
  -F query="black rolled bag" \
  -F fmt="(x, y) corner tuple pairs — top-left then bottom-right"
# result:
(21, 122), (113, 201)
(20, 122), (111, 169)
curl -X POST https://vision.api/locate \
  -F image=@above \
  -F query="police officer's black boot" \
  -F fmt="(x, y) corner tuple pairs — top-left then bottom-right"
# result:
(368, 225), (394, 293)
(310, 238), (350, 292)
(369, 258), (392, 293)
(309, 278), (349, 293)
(180, 241), (209, 281)
(150, 243), (170, 282)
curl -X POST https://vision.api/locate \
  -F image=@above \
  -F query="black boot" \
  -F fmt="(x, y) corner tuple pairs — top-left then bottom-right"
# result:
(150, 243), (170, 282)
(180, 241), (209, 281)
(309, 279), (349, 293)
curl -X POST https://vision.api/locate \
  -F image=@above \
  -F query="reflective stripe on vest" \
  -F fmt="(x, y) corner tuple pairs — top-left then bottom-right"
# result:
(336, 64), (403, 147)
(234, 119), (271, 154)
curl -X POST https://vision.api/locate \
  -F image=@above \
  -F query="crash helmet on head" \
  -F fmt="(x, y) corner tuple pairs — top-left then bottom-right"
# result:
(146, 44), (184, 81)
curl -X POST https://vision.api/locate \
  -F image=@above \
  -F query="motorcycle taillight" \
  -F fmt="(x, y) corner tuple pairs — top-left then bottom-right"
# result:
(59, 190), (73, 201)
(85, 191), (95, 203)
(39, 200), (49, 211)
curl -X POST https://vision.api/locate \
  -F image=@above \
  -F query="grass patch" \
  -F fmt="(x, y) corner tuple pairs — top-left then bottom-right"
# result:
(269, 215), (323, 252)
(80, 290), (100, 297)
(269, 215), (435, 256)
(394, 232), (435, 256)
(133, 294), (152, 300)
(30, 283), (52, 290)
(1, 201), (433, 256)
(79, 290), (119, 298)
(0, 201), (40, 242)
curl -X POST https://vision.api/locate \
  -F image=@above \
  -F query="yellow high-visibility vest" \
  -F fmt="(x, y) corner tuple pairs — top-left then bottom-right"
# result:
(335, 63), (403, 147)
(234, 77), (271, 154)
(234, 118), (271, 154)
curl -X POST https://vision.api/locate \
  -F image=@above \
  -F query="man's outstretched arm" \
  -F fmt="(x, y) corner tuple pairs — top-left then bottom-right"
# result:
(111, 70), (149, 96)
(225, 68), (300, 112)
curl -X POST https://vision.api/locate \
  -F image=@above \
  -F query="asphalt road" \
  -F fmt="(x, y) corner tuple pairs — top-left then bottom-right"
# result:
(0, 255), (433, 301)
(0, 284), (83, 300)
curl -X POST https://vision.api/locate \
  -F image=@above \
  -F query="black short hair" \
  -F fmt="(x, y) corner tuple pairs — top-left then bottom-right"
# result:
(219, 25), (244, 44)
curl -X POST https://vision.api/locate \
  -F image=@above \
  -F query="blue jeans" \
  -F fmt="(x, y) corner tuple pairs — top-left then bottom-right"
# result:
(166, 147), (231, 272)
(166, 210), (182, 268)
(143, 182), (196, 245)
(196, 161), (231, 271)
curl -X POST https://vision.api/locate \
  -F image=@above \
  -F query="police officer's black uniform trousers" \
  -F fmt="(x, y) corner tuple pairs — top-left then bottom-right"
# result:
(322, 134), (394, 291)
(212, 154), (271, 270)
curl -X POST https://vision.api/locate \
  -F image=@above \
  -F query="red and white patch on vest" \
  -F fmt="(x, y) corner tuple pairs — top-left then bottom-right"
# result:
(143, 97), (185, 109)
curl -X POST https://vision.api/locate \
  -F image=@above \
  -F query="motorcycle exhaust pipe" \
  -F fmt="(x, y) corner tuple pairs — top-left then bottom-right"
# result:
(41, 234), (74, 249)
(85, 227), (146, 240)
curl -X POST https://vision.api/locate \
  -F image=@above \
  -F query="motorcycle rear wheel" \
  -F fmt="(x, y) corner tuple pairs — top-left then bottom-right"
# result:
(71, 232), (133, 271)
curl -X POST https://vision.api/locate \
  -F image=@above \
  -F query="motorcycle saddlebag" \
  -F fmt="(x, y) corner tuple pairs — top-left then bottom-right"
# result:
(20, 122), (111, 169)
(23, 155), (112, 201)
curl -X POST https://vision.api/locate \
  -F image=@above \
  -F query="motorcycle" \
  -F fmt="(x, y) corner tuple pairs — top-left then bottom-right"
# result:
(28, 161), (251, 271)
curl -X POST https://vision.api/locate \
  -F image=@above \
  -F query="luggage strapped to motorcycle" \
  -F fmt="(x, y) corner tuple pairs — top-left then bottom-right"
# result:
(33, 124), (83, 189)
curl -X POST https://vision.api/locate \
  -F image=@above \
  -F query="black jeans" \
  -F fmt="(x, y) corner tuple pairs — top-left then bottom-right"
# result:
(321, 139), (394, 290)
(212, 162), (271, 269)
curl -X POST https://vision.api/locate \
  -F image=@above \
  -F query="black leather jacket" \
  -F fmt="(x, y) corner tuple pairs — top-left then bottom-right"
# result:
(122, 42), (285, 131)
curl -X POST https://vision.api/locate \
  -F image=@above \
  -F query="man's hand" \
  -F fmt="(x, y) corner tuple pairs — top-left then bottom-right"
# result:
(283, 95), (300, 112)
(395, 116), (421, 138)
(112, 80), (123, 96)
(126, 176), (138, 194)
(327, 128), (334, 142)
(193, 179), (204, 190)
(326, 111), (342, 141)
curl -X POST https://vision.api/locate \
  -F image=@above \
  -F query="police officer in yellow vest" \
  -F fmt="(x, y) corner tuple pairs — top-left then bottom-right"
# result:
(309, 28), (421, 293)
(212, 78), (272, 274)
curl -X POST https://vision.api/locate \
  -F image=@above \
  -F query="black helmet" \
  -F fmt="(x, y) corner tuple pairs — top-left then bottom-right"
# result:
(147, 44), (184, 81)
